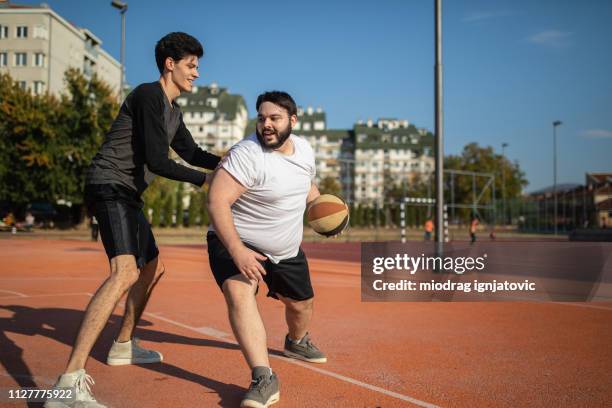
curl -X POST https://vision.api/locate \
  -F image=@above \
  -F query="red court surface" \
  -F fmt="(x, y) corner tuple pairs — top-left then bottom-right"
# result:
(1, 238), (611, 407)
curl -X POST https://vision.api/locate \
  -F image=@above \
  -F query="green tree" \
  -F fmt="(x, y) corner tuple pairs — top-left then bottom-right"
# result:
(0, 74), (65, 207)
(162, 194), (174, 227)
(143, 177), (179, 227)
(187, 191), (200, 226)
(0, 71), (118, 214)
(175, 182), (184, 227)
(318, 176), (341, 196)
(151, 196), (163, 227)
(200, 192), (210, 226)
(445, 142), (528, 221)
(57, 69), (119, 206)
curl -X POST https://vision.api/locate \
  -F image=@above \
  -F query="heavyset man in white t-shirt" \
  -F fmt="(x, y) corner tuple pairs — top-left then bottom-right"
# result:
(207, 91), (326, 408)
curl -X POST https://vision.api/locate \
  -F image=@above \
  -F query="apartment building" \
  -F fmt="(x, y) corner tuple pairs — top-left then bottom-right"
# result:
(176, 82), (248, 155)
(0, 2), (121, 96)
(350, 118), (434, 204)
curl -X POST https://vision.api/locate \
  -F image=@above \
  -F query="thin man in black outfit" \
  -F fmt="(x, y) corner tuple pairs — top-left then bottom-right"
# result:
(45, 32), (219, 408)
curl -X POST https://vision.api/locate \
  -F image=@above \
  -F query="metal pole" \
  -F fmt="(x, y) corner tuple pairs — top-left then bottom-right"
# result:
(450, 172), (455, 223)
(501, 142), (508, 225)
(112, 1), (128, 99)
(434, 0), (444, 256)
(553, 125), (557, 234)
(552, 121), (562, 235)
(400, 200), (406, 243)
(120, 9), (126, 99)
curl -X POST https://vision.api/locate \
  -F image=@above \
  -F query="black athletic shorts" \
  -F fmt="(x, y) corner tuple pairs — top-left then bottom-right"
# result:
(206, 232), (314, 301)
(85, 184), (159, 269)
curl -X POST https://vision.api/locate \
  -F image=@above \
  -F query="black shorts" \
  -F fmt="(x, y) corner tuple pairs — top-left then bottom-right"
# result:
(206, 232), (314, 301)
(85, 184), (159, 269)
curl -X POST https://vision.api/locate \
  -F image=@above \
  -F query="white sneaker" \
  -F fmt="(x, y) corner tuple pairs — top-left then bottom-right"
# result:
(106, 337), (163, 366)
(43, 369), (106, 408)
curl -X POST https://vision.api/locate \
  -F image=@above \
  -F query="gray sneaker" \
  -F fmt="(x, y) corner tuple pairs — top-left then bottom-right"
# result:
(240, 366), (280, 408)
(283, 332), (327, 363)
(106, 337), (163, 366)
(43, 369), (106, 408)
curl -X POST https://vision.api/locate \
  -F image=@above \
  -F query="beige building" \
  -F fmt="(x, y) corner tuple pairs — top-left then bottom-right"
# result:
(176, 82), (248, 155)
(0, 2), (121, 96)
(353, 118), (434, 204)
(295, 111), (435, 204)
(294, 106), (348, 184)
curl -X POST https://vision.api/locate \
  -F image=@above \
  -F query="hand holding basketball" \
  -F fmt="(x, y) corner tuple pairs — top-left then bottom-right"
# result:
(306, 194), (349, 237)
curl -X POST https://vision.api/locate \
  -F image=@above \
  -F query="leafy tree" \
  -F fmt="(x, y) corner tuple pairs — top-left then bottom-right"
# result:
(0, 71), (118, 214)
(187, 191), (201, 226)
(142, 177), (179, 227)
(57, 69), (119, 205)
(319, 176), (341, 196)
(0, 74), (65, 207)
(200, 193), (210, 226)
(445, 142), (528, 221)
(176, 182), (184, 226)
(162, 194), (174, 227)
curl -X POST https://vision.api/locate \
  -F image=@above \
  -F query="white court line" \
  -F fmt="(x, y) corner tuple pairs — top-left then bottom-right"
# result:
(0, 292), (92, 300)
(0, 289), (27, 297)
(144, 312), (439, 408)
(0, 372), (55, 386)
(553, 302), (612, 311)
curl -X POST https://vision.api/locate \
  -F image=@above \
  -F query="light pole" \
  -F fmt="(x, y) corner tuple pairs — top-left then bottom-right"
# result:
(552, 120), (562, 234)
(501, 142), (508, 225)
(111, 1), (128, 99)
(434, 0), (444, 256)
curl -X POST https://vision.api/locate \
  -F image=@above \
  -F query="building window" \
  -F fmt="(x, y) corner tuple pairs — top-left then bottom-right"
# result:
(0, 52), (7, 67)
(33, 81), (45, 95)
(15, 53), (27, 66)
(18, 81), (27, 90)
(0, 25), (8, 39)
(34, 53), (45, 67)
(16, 26), (28, 38)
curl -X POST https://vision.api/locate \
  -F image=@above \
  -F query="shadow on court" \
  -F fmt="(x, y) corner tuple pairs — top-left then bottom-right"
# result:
(0, 305), (276, 407)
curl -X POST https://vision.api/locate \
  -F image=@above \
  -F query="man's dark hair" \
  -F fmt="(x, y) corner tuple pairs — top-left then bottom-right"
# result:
(155, 32), (204, 74)
(256, 91), (298, 117)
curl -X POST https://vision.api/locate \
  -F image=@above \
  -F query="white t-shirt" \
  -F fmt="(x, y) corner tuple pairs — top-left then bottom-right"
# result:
(211, 134), (315, 263)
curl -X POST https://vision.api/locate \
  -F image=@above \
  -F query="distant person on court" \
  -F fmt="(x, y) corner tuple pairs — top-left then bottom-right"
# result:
(3, 211), (15, 226)
(207, 91), (326, 408)
(24, 212), (35, 229)
(470, 216), (479, 244)
(424, 218), (434, 241)
(45, 32), (220, 408)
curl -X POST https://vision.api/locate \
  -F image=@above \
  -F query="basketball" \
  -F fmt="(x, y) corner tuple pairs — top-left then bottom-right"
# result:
(306, 194), (349, 237)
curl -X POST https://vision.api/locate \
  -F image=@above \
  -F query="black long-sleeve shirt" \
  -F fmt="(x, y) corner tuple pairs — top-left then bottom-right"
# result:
(86, 82), (220, 195)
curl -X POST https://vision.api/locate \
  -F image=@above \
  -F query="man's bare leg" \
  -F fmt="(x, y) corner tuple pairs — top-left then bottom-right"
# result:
(278, 295), (326, 363)
(116, 257), (165, 342)
(65, 255), (138, 373)
(223, 275), (269, 369)
(277, 295), (313, 341)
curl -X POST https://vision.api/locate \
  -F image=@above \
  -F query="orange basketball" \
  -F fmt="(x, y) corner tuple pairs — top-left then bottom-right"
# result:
(306, 194), (349, 237)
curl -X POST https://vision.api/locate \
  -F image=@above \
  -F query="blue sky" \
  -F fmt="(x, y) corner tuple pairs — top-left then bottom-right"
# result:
(40, 0), (612, 191)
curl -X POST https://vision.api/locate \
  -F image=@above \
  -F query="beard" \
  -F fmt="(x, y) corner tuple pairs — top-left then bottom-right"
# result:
(256, 123), (292, 150)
